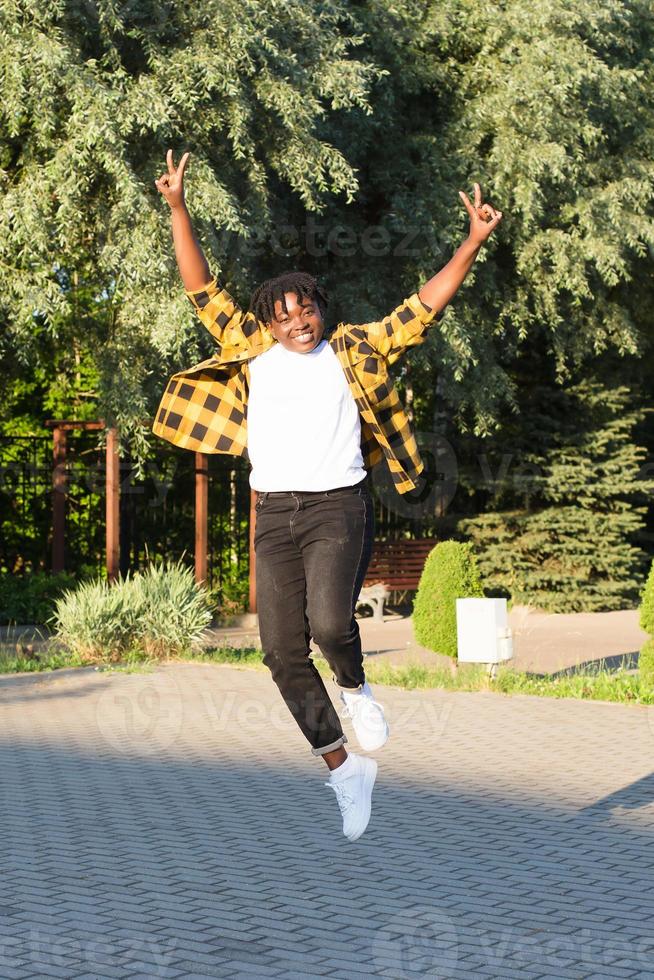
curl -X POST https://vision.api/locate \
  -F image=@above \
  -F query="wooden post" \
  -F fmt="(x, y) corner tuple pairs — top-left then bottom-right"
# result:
(119, 447), (132, 578)
(52, 427), (67, 573)
(249, 489), (257, 613)
(195, 452), (208, 584)
(106, 427), (120, 582)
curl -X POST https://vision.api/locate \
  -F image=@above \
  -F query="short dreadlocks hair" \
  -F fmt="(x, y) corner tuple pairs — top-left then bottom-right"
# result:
(249, 270), (328, 326)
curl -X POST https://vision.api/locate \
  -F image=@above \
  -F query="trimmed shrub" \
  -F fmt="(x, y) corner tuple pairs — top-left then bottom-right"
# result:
(49, 560), (213, 663)
(639, 638), (654, 690)
(640, 559), (654, 636)
(413, 541), (484, 659)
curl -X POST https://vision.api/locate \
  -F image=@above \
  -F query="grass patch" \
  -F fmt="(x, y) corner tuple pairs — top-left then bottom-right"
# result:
(184, 646), (268, 668)
(491, 664), (648, 703)
(0, 641), (163, 675)
(189, 648), (654, 705)
(2, 640), (652, 706)
(177, 646), (335, 677)
(364, 661), (489, 691)
(363, 659), (652, 704)
(0, 644), (83, 674)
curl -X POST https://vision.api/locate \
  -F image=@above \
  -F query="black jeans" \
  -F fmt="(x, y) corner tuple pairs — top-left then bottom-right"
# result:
(254, 476), (375, 755)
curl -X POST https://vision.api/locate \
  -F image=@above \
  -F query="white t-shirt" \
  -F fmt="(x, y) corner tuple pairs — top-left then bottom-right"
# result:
(247, 338), (367, 491)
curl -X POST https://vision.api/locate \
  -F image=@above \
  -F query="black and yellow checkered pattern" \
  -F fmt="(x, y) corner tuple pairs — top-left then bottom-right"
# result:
(152, 278), (443, 495)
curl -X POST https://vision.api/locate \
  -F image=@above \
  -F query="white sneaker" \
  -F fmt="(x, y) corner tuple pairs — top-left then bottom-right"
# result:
(325, 753), (377, 842)
(340, 681), (389, 751)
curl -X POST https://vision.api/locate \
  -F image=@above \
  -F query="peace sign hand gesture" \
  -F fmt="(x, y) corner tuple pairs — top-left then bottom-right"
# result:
(155, 149), (190, 210)
(459, 182), (503, 247)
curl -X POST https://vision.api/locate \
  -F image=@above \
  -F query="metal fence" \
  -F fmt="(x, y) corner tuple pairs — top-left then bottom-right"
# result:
(1, 434), (61, 574)
(0, 430), (436, 590)
(119, 446), (251, 596)
(0, 433), (250, 590)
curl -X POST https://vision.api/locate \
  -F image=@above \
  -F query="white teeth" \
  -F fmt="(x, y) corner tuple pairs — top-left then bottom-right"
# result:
(295, 333), (312, 343)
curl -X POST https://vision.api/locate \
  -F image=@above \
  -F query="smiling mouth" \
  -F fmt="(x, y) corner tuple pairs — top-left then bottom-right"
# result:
(293, 331), (313, 344)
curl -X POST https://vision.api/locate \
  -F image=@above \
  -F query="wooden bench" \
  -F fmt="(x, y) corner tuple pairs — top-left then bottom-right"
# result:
(356, 538), (436, 618)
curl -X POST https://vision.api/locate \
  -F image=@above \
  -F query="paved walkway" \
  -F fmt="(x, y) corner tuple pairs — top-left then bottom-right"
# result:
(358, 607), (649, 675)
(1, 660), (654, 978)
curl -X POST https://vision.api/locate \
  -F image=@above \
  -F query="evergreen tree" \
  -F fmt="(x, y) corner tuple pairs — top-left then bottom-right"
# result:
(459, 380), (653, 611)
(4, 0), (653, 455)
(322, 0), (654, 610)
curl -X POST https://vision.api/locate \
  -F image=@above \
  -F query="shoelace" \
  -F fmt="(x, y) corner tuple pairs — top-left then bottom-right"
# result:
(325, 780), (354, 814)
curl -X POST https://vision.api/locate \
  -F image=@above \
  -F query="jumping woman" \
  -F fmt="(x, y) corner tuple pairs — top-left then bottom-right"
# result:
(153, 150), (502, 841)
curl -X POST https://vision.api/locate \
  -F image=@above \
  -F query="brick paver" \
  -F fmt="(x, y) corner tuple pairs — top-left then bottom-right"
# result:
(1, 661), (654, 978)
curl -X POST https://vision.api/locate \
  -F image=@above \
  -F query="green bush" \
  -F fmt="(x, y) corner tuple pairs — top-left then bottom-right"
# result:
(0, 570), (97, 625)
(48, 560), (213, 663)
(208, 565), (250, 620)
(639, 638), (654, 689)
(640, 560), (654, 636)
(413, 541), (484, 659)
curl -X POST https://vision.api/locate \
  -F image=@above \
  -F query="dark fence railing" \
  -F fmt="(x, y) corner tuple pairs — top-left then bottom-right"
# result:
(118, 446), (251, 596)
(1, 434), (59, 574)
(1, 430), (436, 590)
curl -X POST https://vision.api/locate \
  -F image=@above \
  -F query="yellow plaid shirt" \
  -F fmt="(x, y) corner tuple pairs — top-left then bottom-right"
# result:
(151, 277), (443, 494)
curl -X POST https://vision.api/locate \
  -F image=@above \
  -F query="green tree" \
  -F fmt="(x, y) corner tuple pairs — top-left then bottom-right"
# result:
(323, 0), (654, 610)
(3, 0), (654, 450)
(2, 0), (653, 611)
(327, 0), (654, 435)
(0, 0), (379, 468)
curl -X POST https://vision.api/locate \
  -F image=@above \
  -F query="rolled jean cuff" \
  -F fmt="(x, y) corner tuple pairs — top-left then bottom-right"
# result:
(311, 734), (348, 757)
(333, 676), (364, 693)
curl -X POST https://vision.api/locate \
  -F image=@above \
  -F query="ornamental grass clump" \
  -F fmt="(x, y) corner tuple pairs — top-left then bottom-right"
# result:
(135, 560), (214, 658)
(49, 560), (213, 664)
(413, 541), (484, 659)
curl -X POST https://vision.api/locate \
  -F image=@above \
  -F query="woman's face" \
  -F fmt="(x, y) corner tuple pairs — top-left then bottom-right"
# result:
(268, 292), (325, 353)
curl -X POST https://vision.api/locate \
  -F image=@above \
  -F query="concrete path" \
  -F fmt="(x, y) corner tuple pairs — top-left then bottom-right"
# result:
(358, 607), (650, 675)
(197, 607), (649, 676)
(1, 660), (654, 978)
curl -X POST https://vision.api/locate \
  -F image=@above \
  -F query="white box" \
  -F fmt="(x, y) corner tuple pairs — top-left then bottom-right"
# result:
(456, 598), (512, 664)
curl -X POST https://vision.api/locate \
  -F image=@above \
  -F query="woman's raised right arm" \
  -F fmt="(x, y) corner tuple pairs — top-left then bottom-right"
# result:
(155, 149), (267, 350)
(155, 150), (211, 291)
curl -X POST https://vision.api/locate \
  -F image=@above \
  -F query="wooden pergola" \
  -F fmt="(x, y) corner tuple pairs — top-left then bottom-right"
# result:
(44, 420), (258, 612)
